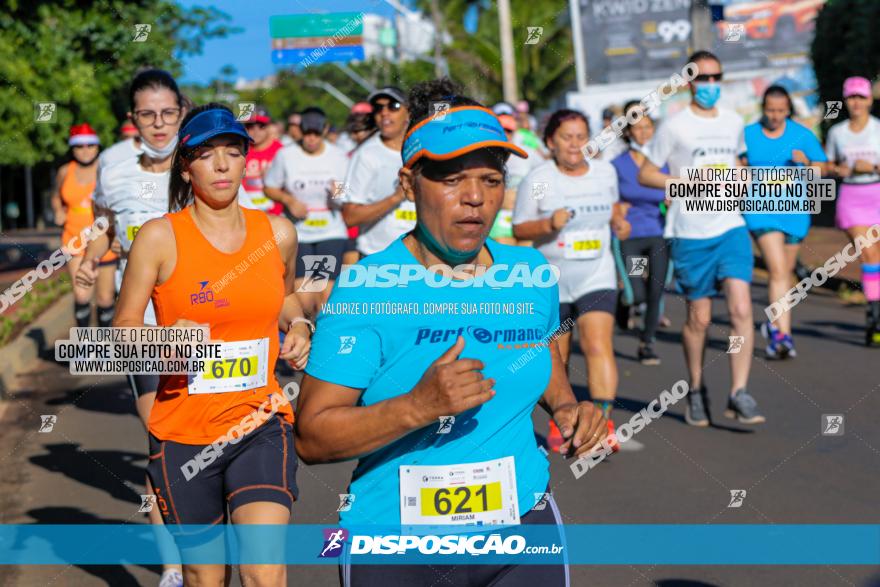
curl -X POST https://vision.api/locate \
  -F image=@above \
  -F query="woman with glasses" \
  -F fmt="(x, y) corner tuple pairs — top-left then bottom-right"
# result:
(76, 68), (186, 587)
(342, 87), (416, 258)
(826, 76), (880, 346)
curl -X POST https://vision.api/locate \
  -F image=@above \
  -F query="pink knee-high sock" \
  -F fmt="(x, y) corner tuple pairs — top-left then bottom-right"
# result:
(862, 264), (880, 302)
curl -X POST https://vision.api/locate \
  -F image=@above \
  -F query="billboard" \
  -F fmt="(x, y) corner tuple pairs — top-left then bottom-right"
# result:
(714, 0), (827, 72)
(577, 0), (826, 84)
(579, 0), (693, 85)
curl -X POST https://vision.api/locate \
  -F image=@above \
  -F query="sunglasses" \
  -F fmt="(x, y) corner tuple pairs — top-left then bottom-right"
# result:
(372, 101), (403, 114)
(693, 73), (723, 83)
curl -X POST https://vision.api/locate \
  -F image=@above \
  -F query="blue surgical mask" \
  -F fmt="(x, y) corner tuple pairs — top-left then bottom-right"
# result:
(693, 82), (721, 109)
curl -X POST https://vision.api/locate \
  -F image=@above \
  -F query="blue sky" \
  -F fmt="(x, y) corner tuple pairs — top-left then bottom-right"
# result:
(178, 0), (404, 84)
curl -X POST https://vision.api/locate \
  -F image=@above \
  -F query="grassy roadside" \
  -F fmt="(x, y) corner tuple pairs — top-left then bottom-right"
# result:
(0, 274), (72, 347)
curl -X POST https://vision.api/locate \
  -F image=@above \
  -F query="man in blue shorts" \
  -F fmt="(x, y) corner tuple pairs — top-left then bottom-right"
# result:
(639, 51), (765, 426)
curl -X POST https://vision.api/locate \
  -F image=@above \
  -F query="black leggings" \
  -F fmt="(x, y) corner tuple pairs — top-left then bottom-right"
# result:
(618, 236), (669, 343)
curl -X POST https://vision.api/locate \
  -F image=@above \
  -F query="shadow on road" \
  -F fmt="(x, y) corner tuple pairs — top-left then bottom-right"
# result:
(656, 580), (720, 587)
(29, 443), (145, 502)
(26, 506), (159, 586)
(43, 380), (139, 417)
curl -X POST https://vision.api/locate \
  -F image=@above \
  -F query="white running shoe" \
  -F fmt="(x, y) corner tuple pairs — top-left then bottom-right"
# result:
(159, 569), (183, 587)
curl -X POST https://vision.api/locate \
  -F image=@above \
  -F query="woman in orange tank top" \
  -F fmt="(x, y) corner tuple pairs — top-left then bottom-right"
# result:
(50, 123), (118, 328)
(114, 104), (311, 586)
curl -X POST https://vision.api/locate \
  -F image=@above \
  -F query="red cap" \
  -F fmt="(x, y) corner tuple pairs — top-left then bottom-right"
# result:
(351, 102), (373, 115)
(69, 123), (100, 146)
(498, 114), (518, 132)
(120, 121), (137, 133)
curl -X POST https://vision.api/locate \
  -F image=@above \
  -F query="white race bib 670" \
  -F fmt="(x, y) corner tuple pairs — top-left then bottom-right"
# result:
(399, 456), (520, 525)
(188, 338), (268, 394)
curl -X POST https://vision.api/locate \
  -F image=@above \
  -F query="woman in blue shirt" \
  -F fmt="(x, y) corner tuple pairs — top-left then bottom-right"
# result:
(295, 79), (608, 586)
(612, 101), (669, 365)
(743, 85), (828, 359)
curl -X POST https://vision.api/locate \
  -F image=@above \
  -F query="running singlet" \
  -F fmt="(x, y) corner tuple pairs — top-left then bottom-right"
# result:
(306, 238), (558, 526)
(60, 161), (116, 262)
(263, 142), (349, 243)
(149, 206), (292, 444)
(825, 116), (880, 184)
(743, 119), (827, 239)
(646, 106), (746, 239)
(513, 160), (618, 303)
(344, 133), (416, 255)
(243, 139), (284, 211)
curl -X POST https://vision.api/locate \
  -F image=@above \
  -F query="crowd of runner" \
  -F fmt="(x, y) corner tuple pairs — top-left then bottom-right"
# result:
(44, 50), (880, 586)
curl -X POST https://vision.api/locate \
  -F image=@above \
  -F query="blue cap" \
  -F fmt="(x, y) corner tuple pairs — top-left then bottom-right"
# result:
(402, 106), (527, 169)
(178, 108), (253, 149)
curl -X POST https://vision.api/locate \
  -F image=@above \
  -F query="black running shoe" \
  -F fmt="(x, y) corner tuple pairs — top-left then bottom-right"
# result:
(638, 343), (660, 365)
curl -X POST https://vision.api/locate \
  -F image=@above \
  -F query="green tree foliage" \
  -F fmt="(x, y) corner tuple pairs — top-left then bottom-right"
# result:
(811, 0), (880, 134)
(0, 0), (237, 166)
(419, 0), (574, 108)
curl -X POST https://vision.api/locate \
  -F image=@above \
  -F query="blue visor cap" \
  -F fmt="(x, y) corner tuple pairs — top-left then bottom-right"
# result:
(402, 106), (528, 169)
(179, 108), (254, 149)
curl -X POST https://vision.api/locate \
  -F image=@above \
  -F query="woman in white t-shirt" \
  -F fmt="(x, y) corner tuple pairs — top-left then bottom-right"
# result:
(513, 109), (631, 452)
(263, 107), (350, 317)
(826, 76), (880, 346)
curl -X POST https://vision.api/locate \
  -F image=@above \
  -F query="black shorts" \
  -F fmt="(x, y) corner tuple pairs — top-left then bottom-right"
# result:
(559, 289), (617, 323)
(339, 493), (569, 587)
(344, 237), (358, 254)
(296, 239), (347, 280)
(127, 373), (159, 400)
(147, 413), (298, 527)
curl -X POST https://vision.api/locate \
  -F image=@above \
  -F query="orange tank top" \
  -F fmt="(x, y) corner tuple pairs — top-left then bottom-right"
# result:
(149, 205), (291, 444)
(60, 161), (116, 262)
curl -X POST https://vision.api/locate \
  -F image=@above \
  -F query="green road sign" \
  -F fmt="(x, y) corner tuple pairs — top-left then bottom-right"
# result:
(269, 12), (364, 39)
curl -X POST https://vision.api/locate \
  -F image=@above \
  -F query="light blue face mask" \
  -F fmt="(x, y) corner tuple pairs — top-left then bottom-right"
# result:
(693, 82), (721, 109)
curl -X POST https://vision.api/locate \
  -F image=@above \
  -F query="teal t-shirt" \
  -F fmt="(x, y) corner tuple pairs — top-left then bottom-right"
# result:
(743, 119), (827, 239)
(305, 236), (559, 526)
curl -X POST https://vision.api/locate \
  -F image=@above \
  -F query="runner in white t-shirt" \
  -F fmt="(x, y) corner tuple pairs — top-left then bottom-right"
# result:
(825, 76), (880, 346)
(342, 87), (415, 256)
(638, 51), (764, 426)
(513, 108), (632, 454)
(264, 107), (350, 316)
(74, 68), (185, 587)
(491, 114), (541, 245)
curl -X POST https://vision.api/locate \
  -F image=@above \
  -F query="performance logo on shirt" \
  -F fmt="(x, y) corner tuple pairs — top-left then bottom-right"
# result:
(319, 528), (348, 558)
(415, 325), (546, 350)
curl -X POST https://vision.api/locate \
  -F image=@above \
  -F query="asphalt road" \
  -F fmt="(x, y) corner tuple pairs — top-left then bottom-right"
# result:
(1, 279), (878, 587)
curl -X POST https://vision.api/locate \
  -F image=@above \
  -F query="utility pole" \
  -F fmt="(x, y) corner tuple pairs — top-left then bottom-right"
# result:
(497, 0), (518, 103)
(568, 0), (588, 92)
(690, 0), (713, 52)
(428, 0), (450, 77)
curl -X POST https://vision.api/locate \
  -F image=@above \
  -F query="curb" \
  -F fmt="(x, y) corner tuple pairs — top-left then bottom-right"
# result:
(0, 292), (73, 400)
